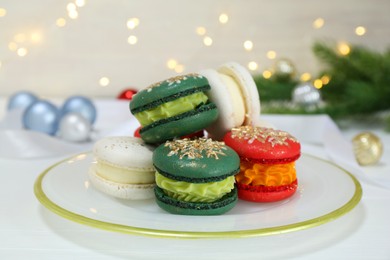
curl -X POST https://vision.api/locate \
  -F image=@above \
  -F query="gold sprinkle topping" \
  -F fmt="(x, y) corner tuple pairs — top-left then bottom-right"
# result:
(147, 73), (204, 89)
(231, 126), (298, 147)
(165, 138), (227, 159)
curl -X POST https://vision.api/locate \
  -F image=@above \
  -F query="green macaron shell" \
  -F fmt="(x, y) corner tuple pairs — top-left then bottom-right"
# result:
(140, 103), (218, 144)
(130, 74), (210, 114)
(153, 139), (240, 183)
(154, 186), (238, 215)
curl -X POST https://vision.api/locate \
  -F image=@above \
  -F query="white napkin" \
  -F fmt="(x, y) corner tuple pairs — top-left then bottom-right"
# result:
(0, 100), (138, 159)
(263, 114), (389, 189)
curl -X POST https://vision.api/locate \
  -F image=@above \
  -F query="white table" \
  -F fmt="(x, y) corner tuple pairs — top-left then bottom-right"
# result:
(0, 98), (389, 259)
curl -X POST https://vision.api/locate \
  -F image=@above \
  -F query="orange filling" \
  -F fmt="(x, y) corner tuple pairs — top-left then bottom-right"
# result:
(236, 161), (296, 186)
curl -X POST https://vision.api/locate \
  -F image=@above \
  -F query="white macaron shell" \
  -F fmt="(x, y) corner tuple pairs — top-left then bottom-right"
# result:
(199, 69), (246, 140)
(89, 166), (155, 200)
(93, 136), (154, 171)
(218, 62), (261, 125)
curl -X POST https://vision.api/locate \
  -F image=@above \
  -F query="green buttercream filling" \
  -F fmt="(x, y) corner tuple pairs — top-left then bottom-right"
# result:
(155, 172), (235, 203)
(134, 92), (209, 126)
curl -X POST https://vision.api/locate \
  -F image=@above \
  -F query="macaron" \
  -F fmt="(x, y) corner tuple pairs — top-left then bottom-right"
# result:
(130, 73), (218, 144)
(199, 62), (261, 140)
(223, 126), (301, 202)
(153, 138), (240, 215)
(89, 136), (155, 200)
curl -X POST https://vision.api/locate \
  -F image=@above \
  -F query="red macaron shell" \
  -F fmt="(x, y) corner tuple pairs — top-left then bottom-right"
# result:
(237, 179), (298, 202)
(223, 127), (301, 164)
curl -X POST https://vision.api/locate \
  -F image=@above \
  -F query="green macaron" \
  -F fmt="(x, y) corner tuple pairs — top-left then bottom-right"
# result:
(130, 73), (218, 144)
(153, 138), (240, 215)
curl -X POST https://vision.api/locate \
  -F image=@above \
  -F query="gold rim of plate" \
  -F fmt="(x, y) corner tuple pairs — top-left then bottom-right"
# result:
(34, 153), (362, 239)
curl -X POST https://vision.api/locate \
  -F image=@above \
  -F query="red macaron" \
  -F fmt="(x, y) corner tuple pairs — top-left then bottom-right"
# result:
(223, 125), (301, 202)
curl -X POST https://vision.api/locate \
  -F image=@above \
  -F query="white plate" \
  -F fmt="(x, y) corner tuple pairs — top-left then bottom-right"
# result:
(34, 153), (362, 239)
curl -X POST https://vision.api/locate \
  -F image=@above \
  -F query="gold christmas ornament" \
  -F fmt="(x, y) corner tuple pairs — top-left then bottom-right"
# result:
(352, 132), (383, 166)
(272, 58), (297, 79)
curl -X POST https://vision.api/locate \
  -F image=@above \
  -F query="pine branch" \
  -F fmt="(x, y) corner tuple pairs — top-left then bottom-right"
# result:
(253, 41), (390, 131)
(254, 75), (298, 102)
(313, 41), (390, 117)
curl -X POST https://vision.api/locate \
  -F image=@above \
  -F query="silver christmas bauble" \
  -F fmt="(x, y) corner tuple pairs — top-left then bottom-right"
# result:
(57, 113), (91, 142)
(292, 82), (321, 107)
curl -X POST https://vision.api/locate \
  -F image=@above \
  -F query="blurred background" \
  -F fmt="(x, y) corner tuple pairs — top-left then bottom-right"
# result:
(1, 0), (389, 97)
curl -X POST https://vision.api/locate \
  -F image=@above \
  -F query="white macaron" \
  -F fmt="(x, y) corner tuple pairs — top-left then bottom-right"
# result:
(199, 62), (262, 140)
(89, 136), (155, 200)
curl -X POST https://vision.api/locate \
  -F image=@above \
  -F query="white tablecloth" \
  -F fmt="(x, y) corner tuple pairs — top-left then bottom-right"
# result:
(0, 98), (389, 259)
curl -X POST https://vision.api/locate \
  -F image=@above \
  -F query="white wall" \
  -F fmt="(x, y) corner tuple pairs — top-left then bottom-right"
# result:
(0, 0), (389, 97)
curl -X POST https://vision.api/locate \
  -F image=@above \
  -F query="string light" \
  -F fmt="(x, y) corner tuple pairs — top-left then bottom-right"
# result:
(67, 3), (77, 11)
(355, 26), (366, 36)
(203, 36), (213, 46)
(338, 42), (351, 55)
(243, 40), (253, 51)
(127, 18), (140, 29)
(167, 59), (178, 69)
(321, 75), (331, 85)
(75, 0), (86, 7)
(0, 8), (7, 17)
(313, 79), (323, 89)
(196, 27), (206, 36)
(262, 70), (272, 79)
(68, 10), (78, 19)
(313, 18), (325, 29)
(0, 2), (373, 85)
(30, 31), (42, 43)
(17, 48), (28, 57)
(300, 72), (311, 82)
(127, 35), (138, 45)
(219, 13), (229, 24)
(174, 64), (185, 73)
(8, 42), (18, 51)
(99, 77), (110, 87)
(266, 50), (277, 59)
(247, 61), (258, 71)
(56, 18), (67, 27)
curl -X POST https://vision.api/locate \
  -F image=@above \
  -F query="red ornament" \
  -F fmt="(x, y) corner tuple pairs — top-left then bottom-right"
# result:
(134, 126), (141, 138)
(181, 130), (205, 139)
(117, 89), (137, 100)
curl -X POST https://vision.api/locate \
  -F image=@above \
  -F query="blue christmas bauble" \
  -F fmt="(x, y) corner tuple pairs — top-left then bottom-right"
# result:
(7, 91), (39, 111)
(60, 96), (97, 124)
(23, 100), (59, 135)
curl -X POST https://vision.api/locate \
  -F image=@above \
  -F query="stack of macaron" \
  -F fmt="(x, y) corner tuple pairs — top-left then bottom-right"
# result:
(89, 62), (301, 215)
(129, 62), (263, 144)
